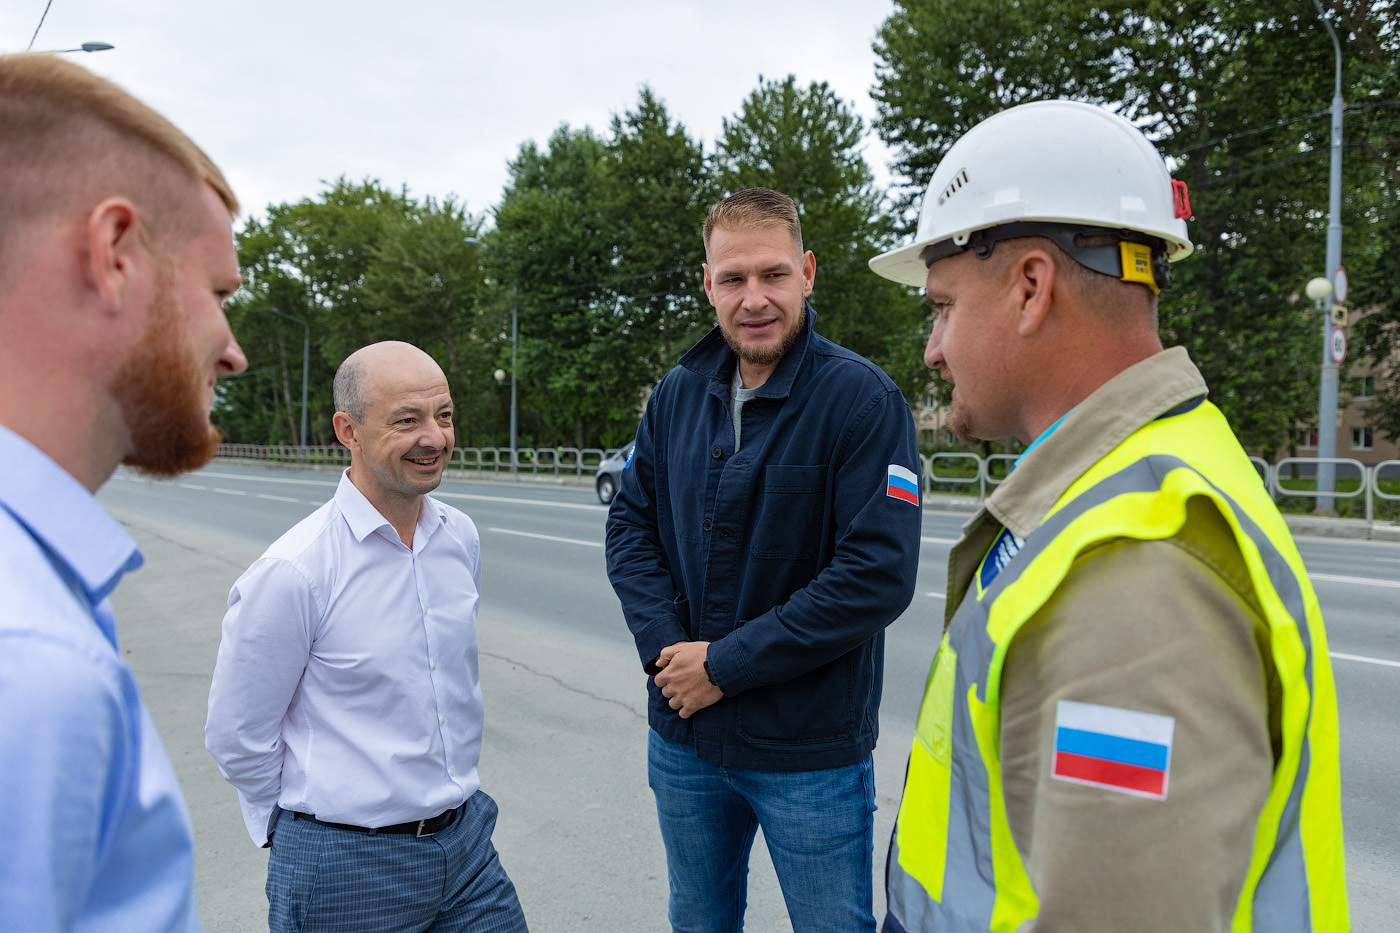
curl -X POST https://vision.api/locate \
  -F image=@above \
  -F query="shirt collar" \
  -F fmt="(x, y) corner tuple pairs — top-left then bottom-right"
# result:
(334, 469), (446, 547)
(986, 346), (1209, 539)
(0, 425), (143, 605)
(679, 302), (818, 400)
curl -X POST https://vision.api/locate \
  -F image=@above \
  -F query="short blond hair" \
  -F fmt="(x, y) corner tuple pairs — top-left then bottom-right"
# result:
(703, 187), (803, 258)
(0, 54), (237, 272)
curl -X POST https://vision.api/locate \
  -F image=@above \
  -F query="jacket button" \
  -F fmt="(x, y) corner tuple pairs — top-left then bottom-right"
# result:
(711, 446), (722, 459)
(702, 519), (713, 532)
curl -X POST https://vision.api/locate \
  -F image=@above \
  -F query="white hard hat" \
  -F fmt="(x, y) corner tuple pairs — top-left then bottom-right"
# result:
(869, 99), (1194, 290)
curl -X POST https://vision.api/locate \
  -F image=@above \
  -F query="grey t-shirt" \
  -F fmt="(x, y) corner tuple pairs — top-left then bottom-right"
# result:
(730, 366), (758, 451)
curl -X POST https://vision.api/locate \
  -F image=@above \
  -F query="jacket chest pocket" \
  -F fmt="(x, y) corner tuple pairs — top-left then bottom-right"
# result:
(748, 464), (828, 560)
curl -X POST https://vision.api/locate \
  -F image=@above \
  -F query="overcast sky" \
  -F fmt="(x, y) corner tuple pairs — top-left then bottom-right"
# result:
(4, 0), (902, 227)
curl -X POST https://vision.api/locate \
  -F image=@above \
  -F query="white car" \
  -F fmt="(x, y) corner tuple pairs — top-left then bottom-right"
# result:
(595, 441), (635, 505)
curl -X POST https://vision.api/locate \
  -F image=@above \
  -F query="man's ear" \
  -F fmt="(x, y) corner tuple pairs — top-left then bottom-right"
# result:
(1012, 249), (1056, 337)
(86, 198), (151, 315)
(333, 411), (359, 451)
(801, 249), (816, 297)
(702, 263), (715, 306)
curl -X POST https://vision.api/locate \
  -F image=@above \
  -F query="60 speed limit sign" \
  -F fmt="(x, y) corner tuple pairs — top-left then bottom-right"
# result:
(1330, 327), (1347, 364)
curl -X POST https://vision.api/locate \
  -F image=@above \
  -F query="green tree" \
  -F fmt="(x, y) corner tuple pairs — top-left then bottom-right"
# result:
(872, 0), (1398, 453)
(220, 179), (496, 446)
(713, 75), (932, 403)
(608, 87), (713, 391)
(489, 126), (628, 449)
(359, 197), (496, 445)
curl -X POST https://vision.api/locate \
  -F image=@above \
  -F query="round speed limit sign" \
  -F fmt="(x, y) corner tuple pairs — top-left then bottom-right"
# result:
(1330, 327), (1347, 364)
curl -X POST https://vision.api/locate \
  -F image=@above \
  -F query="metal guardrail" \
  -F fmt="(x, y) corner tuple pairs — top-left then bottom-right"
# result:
(1373, 461), (1400, 500)
(1272, 456), (1368, 519)
(218, 445), (1399, 523)
(217, 444), (608, 477)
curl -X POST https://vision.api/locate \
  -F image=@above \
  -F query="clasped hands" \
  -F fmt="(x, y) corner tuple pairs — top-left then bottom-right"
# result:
(653, 641), (723, 719)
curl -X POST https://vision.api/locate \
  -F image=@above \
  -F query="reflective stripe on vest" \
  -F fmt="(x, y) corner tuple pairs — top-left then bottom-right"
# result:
(887, 402), (1347, 933)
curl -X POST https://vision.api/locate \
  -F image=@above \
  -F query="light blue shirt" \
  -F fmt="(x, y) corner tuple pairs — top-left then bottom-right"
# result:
(0, 425), (199, 932)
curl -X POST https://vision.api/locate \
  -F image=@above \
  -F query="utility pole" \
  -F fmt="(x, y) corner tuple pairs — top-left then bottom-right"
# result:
(1312, 0), (1344, 515)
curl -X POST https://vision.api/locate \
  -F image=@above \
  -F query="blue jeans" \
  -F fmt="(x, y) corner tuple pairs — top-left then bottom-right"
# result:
(266, 790), (527, 933)
(648, 729), (877, 933)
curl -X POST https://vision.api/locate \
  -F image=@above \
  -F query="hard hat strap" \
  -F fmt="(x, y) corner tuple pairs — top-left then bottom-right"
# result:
(921, 221), (1172, 292)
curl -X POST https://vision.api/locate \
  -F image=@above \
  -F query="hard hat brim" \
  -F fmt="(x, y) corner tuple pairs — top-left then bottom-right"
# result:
(868, 240), (931, 287)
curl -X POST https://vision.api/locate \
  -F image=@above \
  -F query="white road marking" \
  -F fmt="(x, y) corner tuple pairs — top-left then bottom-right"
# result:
(213, 488), (248, 496)
(926, 592), (946, 600)
(488, 527), (602, 548)
(181, 483), (207, 490)
(437, 492), (605, 512)
(1309, 572), (1400, 589)
(191, 471), (338, 487)
(1330, 652), (1400, 670)
(921, 536), (959, 545)
(1377, 558), (1400, 564)
(134, 469), (606, 511)
(255, 494), (302, 503)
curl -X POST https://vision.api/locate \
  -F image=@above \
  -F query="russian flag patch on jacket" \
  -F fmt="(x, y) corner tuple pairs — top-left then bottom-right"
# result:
(886, 464), (920, 505)
(1051, 700), (1174, 800)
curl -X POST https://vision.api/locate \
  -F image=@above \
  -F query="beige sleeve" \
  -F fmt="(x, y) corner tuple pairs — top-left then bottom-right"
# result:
(1000, 500), (1278, 933)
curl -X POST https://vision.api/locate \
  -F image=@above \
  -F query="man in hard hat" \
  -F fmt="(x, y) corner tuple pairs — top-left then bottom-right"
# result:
(869, 100), (1348, 932)
(607, 187), (922, 932)
(0, 54), (248, 928)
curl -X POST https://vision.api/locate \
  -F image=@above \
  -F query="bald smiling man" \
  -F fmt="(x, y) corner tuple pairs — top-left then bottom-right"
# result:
(206, 341), (528, 933)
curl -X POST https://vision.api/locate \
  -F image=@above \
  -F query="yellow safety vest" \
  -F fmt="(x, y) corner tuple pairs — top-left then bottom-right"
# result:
(887, 399), (1348, 933)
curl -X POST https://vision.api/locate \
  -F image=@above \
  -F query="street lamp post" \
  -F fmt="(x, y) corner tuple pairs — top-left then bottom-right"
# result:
(1305, 276), (1336, 511)
(1312, 0), (1345, 515)
(269, 307), (310, 462)
(50, 42), (115, 53)
(465, 238), (518, 475)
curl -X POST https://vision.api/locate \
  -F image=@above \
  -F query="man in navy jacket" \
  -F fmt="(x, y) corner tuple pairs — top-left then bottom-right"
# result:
(606, 187), (922, 933)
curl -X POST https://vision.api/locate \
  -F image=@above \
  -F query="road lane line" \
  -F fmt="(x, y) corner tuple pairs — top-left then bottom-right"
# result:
(921, 537), (959, 545)
(926, 592), (946, 600)
(254, 494), (301, 503)
(437, 492), (605, 512)
(1377, 558), (1400, 564)
(181, 483), (207, 490)
(488, 527), (603, 548)
(1330, 652), (1400, 670)
(192, 471), (338, 487)
(1309, 572), (1400, 589)
(213, 488), (248, 496)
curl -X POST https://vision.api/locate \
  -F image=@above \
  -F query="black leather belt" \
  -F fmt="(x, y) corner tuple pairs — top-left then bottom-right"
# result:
(291, 804), (462, 838)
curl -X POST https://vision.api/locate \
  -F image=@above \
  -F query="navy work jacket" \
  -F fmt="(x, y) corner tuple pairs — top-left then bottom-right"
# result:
(605, 307), (922, 771)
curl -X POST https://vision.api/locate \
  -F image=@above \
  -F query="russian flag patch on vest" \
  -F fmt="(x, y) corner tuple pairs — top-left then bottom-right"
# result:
(886, 464), (920, 505)
(1051, 700), (1174, 800)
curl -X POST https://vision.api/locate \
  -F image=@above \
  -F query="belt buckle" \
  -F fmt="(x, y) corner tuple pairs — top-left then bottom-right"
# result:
(415, 817), (435, 838)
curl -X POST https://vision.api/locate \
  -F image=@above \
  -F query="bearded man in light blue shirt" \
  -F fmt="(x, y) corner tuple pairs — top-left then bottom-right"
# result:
(0, 55), (249, 930)
(206, 341), (528, 933)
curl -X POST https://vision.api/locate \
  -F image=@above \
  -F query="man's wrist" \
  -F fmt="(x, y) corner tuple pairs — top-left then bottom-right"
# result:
(703, 658), (721, 691)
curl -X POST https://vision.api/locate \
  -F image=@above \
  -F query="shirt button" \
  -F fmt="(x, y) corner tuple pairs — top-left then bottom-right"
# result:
(450, 768), (456, 777)
(431, 660), (437, 670)
(440, 715), (446, 724)
(702, 519), (713, 532)
(711, 446), (722, 459)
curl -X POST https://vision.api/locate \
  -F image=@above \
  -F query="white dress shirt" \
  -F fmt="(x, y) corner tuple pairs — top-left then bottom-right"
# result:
(206, 471), (484, 846)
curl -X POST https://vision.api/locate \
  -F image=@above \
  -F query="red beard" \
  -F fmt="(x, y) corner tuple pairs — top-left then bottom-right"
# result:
(113, 263), (222, 478)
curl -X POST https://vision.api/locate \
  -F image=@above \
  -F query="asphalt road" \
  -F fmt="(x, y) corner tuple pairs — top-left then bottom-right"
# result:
(97, 461), (1400, 931)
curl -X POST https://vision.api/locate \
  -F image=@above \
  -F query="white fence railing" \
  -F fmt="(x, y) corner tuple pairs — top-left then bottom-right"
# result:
(217, 446), (1399, 520)
(217, 444), (614, 477)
